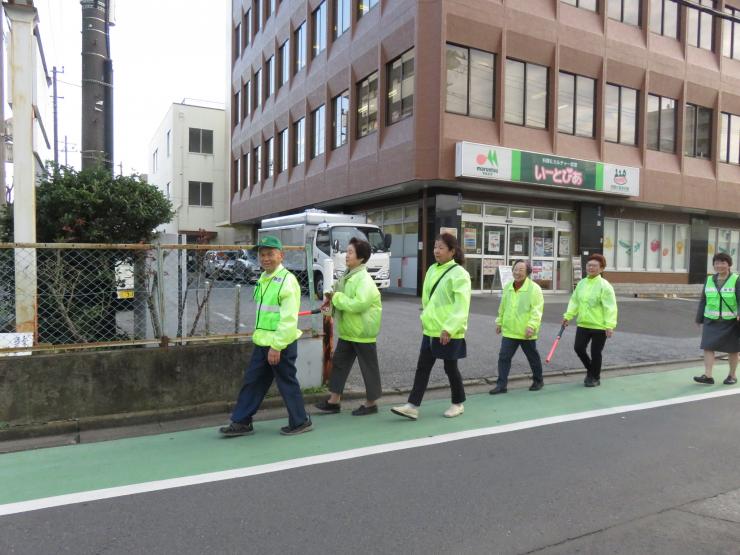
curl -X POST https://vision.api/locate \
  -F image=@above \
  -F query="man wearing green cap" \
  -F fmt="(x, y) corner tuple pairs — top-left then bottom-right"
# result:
(220, 235), (312, 436)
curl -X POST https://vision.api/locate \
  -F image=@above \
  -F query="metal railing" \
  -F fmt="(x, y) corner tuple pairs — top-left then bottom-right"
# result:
(0, 243), (320, 354)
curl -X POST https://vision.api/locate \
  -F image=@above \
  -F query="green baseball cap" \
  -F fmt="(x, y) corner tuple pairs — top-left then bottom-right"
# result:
(257, 235), (283, 250)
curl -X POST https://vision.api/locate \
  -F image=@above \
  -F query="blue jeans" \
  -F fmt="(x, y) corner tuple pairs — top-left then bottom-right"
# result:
(230, 341), (308, 429)
(497, 337), (543, 388)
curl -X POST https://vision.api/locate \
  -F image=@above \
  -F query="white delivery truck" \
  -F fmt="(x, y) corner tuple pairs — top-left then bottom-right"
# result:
(258, 209), (392, 297)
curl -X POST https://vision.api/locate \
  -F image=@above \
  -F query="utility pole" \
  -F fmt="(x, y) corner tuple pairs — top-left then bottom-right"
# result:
(52, 66), (64, 166)
(64, 135), (69, 166)
(80, 0), (113, 172)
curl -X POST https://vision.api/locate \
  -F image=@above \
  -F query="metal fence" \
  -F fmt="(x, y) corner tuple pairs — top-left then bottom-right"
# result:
(0, 243), (321, 354)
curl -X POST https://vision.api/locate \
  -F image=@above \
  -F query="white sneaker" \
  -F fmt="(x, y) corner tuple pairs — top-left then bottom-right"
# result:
(443, 403), (464, 418)
(391, 403), (419, 420)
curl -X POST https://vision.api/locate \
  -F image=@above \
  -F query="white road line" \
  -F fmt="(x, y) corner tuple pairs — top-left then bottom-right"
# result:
(2, 387), (739, 517)
(215, 312), (233, 322)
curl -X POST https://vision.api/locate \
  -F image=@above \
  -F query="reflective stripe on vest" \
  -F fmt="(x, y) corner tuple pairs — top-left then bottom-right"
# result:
(704, 273), (738, 320)
(255, 269), (289, 331)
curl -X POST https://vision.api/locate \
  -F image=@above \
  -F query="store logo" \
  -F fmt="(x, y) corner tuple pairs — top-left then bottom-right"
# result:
(475, 150), (498, 169)
(613, 169), (628, 186)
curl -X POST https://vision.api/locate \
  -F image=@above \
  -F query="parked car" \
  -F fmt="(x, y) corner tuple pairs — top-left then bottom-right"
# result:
(233, 248), (259, 283)
(204, 250), (240, 280)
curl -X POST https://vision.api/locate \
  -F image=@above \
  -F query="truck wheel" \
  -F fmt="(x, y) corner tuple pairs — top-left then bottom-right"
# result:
(314, 272), (324, 300)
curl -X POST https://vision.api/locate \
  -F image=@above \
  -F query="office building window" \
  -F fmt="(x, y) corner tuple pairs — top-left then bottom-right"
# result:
(242, 81), (249, 119)
(505, 58), (548, 129)
(243, 9), (252, 47)
(253, 145), (262, 184)
(293, 117), (305, 166)
(357, 72), (378, 138)
(561, 0), (597, 11)
(720, 112), (740, 164)
(265, 137), (274, 178)
(311, 105), (326, 158)
(604, 84), (638, 145)
(723, 6), (740, 59)
(244, 80), (251, 117)
(166, 130), (170, 157)
(254, 68), (262, 109)
(233, 23), (241, 61)
(608, 0), (640, 26)
(278, 128), (289, 173)
(334, 0), (350, 38)
(332, 91), (349, 149)
(688, 0), (714, 50)
(188, 181), (213, 207)
(387, 49), (414, 124)
(152, 149), (158, 173)
(557, 72), (595, 137)
(278, 40), (290, 87)
(649, 0), (679, 38)
(312, 2), (327, 58)
(242, 152), (249, 190)
(255, 0), (263, 32)
(232, 158), (240, 195)
(445, 44), (495, 119)
(269, 0), (276, 17)
(646, 94), (676, 153)
(684, 104), (712, 159)
(295, 22), (307, 73)
(266, 56), (275, 98)
(233, 90), (240, 126)
(358, 0), (379, 18)
(188, 128), (213, 154)
(166, 182), (170, 199)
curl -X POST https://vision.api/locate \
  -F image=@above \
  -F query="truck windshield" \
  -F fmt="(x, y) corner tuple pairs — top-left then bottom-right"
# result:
(331, 226), (387, 253)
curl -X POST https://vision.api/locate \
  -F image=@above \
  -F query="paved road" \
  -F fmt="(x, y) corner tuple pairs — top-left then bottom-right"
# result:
(1, 367), (739, 554)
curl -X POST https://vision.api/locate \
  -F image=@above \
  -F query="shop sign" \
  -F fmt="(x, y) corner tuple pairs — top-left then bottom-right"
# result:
(455, 142), (639, 197)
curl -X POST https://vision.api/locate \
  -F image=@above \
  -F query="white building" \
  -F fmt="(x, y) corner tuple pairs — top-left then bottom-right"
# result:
(147, 101), (237, 244)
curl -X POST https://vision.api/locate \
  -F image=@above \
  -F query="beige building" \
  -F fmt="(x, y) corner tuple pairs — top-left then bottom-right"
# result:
(230, 0), (740, 294)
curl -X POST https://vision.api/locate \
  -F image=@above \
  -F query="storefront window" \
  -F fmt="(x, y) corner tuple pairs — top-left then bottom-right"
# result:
(532, 227), (555, 257)
(557, 210), (576, 223)
(462, 202), (482, 216)
(675, 225), (689, 271)
(616, 220), (633, 270)
(384, 207), (404, 221)
(367, 210), (382, 225)
(533, 209), (555, 220)
(606, 218), (688, 272)
(510, 207), (531, 219)
(632, 221), (646, 271)
(603, 219), (616, 269)
(662, 225), (674, 269)
(485, 205), (508, 217)
(531, 260), (554, 290)
(508, 227), (530, 257)
(404, 206), (418, 221)
(646, 223), (661, 270)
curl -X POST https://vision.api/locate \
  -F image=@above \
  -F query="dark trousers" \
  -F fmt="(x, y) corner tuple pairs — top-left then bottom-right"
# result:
(574, 327), (608, 380)
(496, 337), (543, 388)
(329, 339), (382, 401)
(408, 338), (466, 406)
(230, 341), (308, 428)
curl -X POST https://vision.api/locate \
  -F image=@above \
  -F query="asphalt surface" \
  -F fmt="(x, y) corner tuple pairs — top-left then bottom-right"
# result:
(1, 391), (739, 554)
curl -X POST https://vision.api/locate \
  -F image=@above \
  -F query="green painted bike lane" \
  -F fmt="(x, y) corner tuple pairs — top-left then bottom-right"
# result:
(0, 366), (732, 506)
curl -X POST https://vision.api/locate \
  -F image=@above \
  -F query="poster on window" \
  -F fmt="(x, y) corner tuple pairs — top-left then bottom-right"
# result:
(464, 228), (477, 250)
(559, 235), (570, 256)
(532, 260), (553, 281)
(544, 238), (554, 257)
(482, 258), (499, 276)
(488, 231), (501, 253)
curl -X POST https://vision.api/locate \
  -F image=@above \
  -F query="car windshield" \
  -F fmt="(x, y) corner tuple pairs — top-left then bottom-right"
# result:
(220, 251), (239, 260)
(243, 250), (258, 262)
(330, 226), (387, 253)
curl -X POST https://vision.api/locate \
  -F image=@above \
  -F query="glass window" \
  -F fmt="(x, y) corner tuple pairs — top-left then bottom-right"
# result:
(688, 0), (714, 51)
(254, 68), (262, 109)
(684, 103), (712, 159)
(510, 207), (532, 219)
(265, 137), (274, 178)
(188, 128), (213, 154)
(604, 83), (638, 145)
(387, 49), (415, 124)
(357, 72), (379, 138)
(461, 202), (482, 216)
(616, 220), (633, 269)
(253, 145), (262, 185)
(505, 59), (547, 129)
(255, 0), (263, 31)
(720, 112), (740, 165)
(533, 208), (555, 220)
(358, 0), (379, 18)
(557, 211), (576, 223)
(444, 44), (495, 119)
(604, 219), (617, 269)
(650, 0), (679, 38)
(278, 128), (288, 173)
(632, 221), (647, 271)
(646, 223), (661, 270)
(675, 224), (689, 271)
(266, 56), (275, 97)
(312, 2), (327, 58)
(533, 227), (555, 257)
(646, 94), (676, 153)
(561, 0), (597, 11)
(508, 227), (530, 257)
(316, 229), (331, 255)
(244, 9), (252, 46)
(558, 72), (595, 137)
(609, 0), (641, 26)
(724, 6), (740, 59)
(462, 222), (483, 254)
(233, 22), (241, 61)
(293, 117), (305, 166)
(188, 181), (213, 207)
(662, 225), (674, 268)
(278, 41), (290, 87)
(245, 80), (251, 116)
(334, 0), (350, 38)
(485, 205), (508, 217)
(332, 91), (349, 149)
(294, 22), (306, 73)
(311, 104), (326, 158)
(243, 153), (250, 189)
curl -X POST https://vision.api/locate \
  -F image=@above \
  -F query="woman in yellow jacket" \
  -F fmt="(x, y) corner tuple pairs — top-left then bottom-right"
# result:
(392, 233), (472, 420)
(562, 253), (618, 387)
(315, 238), (383, 416)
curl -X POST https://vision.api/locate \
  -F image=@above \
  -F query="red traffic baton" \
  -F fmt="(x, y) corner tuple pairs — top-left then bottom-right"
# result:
(545, 324), (567, 364)
(297, 308), (322, 316)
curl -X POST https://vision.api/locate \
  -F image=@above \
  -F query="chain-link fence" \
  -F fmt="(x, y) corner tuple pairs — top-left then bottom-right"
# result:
(0, 243), (321, 354)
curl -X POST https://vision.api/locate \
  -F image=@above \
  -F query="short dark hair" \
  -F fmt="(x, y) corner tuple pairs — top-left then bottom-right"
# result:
(512, 259), (532, 276)
(713, 252), (733, 266)
(587, 253), (607, 269)
(435, 233), (465, 264)
(349, 237), (371, 264)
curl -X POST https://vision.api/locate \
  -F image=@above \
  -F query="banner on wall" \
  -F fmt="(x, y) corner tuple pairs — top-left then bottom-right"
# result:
(455, 142), (640, 197)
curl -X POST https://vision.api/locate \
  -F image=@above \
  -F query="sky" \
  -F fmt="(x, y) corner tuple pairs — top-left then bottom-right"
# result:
(33, 0), (228, 175)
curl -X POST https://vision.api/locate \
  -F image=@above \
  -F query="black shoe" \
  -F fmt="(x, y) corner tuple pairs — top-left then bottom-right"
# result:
(529, 381), (544, 391)
(219, 422), (254, 437)
(351, 404), (378, 416)
(584, 378), (600, 387)
(280, 418), (313, 436)
(314, 399), (341, 413)
(489, 386), (508, 395)
(723, 376), (737, 385)
(693, 375), (715, 385)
